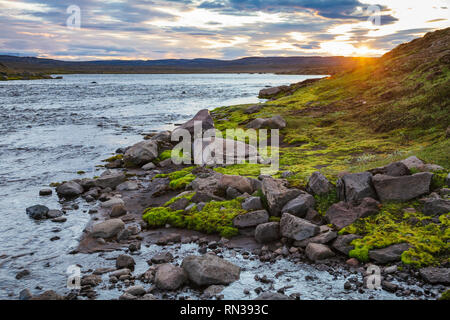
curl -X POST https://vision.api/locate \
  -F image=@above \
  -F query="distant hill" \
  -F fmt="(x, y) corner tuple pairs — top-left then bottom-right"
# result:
(0, 55), (375, 75)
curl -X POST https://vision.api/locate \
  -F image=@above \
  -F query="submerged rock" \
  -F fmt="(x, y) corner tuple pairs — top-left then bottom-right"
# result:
(181, 254), (240, 286)
(56, 181), (83, 198)
(26, 205), (49, 220)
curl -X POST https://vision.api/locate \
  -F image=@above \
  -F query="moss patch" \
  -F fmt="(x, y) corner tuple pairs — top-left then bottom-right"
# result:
(154, 167), (196, 190)
(339, 202), (450, 267)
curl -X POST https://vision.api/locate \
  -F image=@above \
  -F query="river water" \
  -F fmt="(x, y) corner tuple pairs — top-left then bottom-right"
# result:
(0, 74), (416, 300)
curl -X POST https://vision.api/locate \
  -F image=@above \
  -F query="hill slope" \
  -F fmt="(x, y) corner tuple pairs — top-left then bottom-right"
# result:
(213, 27), (450, 181)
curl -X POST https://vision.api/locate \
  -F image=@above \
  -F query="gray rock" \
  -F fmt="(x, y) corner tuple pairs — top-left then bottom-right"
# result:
(337, 172), (377, 203)
(307, 172), (333, 195)
(372, 173), (433, 202)
(47, 210), (62, 219)
(325, 198), (380, 230)
(116, 254), (136, 270)
(155, 264), (187, 290)
(119, 293), (137, 300)
(421, 164), (444, 172)
(280, 213), (320, 241)
(254, 292), (293, 300)
(151, 252), (174, 264)
(259, 86), (287, 99)
(233, 210), (269, 228)
(202, 285), (225, 298)
(95, 172), (127, 189)
(281, 192), (315, 218)
(19, 289), (32, 300)
(100, 198), (125, 208)
(159, 158), (173, 167)
(30, 290), (63, 300)
(244, 104), (263, 114)
(446, 173), (450, 186)
(172, 109), (215, 137)
(246, 115), (286, 129)
(39, 189), (52, 196)
(305, 243), (335, 261)
(110, 204), (127, 218)
(423, 198), (450, 216)
(226, 187), (242, 199)
(81, 274), (102, 287)
(125, 285), (146, 296)
(304, 208), (324, 225)
(368, 243), (411, 264)
(254, 222), (280, 243)
(168, 197), (190, 211)
(242, 197), (263, 211)
(369, 162), (410, 177)
(331, 234), (362, 255)
(182, 254), (240, 286)
(142, 162), (156, 170)
(219, 175), (255, 194)
(92, 219), (125, 238)
(419, 267), (450, 284)
(124, 140), (159, 167)
(26, 205), (49, 220)
(56, 181), (83, 198)
(294, 231), (337, 248)
(262, 178), (302, 216)
(116, 181), (139, 191)
(400, 156), (424, 170)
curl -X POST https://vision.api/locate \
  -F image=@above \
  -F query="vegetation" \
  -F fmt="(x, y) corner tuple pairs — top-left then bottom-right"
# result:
(154, 167), (196, 190)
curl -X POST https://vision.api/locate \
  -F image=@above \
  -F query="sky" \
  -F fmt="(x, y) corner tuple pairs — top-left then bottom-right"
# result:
(0, 0), (448, 61)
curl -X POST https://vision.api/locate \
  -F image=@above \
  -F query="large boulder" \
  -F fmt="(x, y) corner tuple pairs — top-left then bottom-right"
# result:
(422, 198), (450, 216)
(281, 192), (315, 218)
(368, 243), (411, 264)
(173, 109), (215, 137)
(331, 234), (362, 255)
(191, 169), (224, 197)
(307, 172), (333, 195)
(56, 181), (83, 198)
(305, 243), (335, 261)
(233, 210), (269, 228)
(26, 205), (49, 220)
(337, 172), (377, 203)
(280, 213), (320, 241)
(155, 264), (187, 290)
(181, 254), (240, 286)
(419, 267), (450, 285)
(372, 173), (433, 202)
(325, 198), (380, 230)
(246, 115), (286, 129)
(254, 222), (280, 243)
(262, 178), (302, 216)
(219, 175), (255, 194)
(95, 172), (126, 189)
(123, 140), (158, 167)
(369, 162), (410, 177)
(91, 219), (125, 238)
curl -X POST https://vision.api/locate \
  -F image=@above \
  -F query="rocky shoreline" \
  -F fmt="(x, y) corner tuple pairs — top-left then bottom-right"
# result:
(17, 104), (449, 301)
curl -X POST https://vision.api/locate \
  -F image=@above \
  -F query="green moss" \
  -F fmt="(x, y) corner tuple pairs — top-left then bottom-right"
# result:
(269, 216), (281, 222)
(142, 198), (245, 238)
(102, 154), (123, 162)
(214, 163), (266, 178)
(164, 192), (195, 206)
(431, 171), (450, 190)
(439, 289), (450, 300)
(77, 171), (86, 175)
(155, 167), (196, 190)
(314, 188), (339, 216)
(341, 202), (450, 267)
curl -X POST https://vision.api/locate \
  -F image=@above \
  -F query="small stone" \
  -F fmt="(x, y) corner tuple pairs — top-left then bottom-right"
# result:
(19, 289), (32, 300)
(39, 189), (52, 196)
(110, 204), (127, 218)
(15, 270), (30, 280)
(116, 254), (136, 270)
